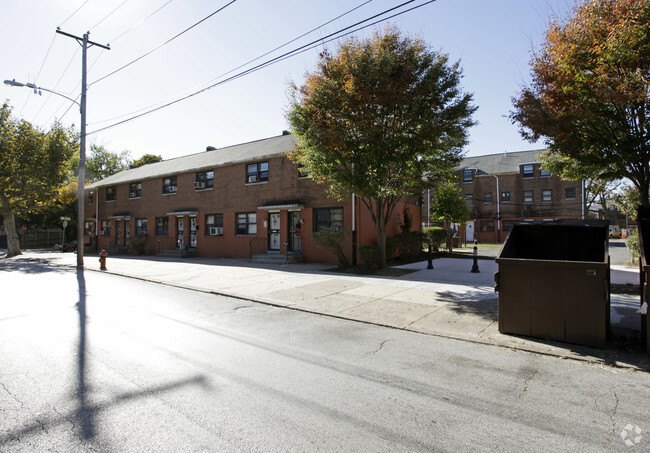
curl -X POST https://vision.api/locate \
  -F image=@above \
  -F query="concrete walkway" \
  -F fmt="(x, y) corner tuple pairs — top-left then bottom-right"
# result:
(5, 250), (649, 371)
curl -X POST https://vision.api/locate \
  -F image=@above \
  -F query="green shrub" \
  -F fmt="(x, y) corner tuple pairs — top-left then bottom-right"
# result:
(394, 230), (423, 261)
(358, 245), (379, 272)
(313, 227), (349, 267)
(130, 234), (149, 255)
(423, 227), (447, 252)
(626, 228), (640, 263)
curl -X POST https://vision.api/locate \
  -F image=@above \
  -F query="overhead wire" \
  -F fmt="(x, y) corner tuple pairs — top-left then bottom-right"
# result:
(90, 0), (131, 31)
(90, 0), (238, 87)
(44, 0), (176, 125)
(89, 0), (376, 126)
(87, 0), (436, 136)
(59, 0), (92, 28)
(109, 0), (176, 44)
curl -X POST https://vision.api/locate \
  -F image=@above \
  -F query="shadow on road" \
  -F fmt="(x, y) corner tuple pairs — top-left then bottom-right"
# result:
(0, 266), (210, 448)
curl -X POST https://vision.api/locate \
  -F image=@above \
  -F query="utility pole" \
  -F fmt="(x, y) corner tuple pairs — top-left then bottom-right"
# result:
(56, 28), (109, 267)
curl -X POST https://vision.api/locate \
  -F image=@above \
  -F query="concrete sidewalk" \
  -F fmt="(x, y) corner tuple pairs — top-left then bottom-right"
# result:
(6, 250), (649, 371)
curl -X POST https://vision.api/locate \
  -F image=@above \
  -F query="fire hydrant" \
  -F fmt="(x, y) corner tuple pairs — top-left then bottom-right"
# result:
(99, 249), (107, 270)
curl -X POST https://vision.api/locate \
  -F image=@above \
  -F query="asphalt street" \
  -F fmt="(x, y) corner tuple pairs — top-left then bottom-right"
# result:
(1, 260), (648, 452)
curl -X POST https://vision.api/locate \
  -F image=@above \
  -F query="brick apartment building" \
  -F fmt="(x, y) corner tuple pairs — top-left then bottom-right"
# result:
(438, 150), (585, 243)
(83, 133), (419, 264)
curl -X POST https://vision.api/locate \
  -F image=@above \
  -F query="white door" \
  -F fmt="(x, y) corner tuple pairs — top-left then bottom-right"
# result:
(269, 212), (281, 250)
(466, 221), (475, 242)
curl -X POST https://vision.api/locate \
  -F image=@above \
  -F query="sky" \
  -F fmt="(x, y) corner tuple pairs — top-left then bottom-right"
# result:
(0, 0), (576, 161)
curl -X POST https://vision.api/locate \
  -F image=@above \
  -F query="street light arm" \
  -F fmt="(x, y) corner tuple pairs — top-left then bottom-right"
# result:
(4, 79), (80, 107)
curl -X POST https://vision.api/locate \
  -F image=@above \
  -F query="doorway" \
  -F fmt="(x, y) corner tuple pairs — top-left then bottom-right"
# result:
(269, 212), (281, 251)
(289, 211), (301, 252)
(116, 219), (122, 247)
(176, 217), (184, 249)
(189, 216), (198, 248)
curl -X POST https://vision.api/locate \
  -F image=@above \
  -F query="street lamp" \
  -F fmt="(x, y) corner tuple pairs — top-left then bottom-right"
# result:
(4, 28), (109, 268)
(4, 78), (88, 266)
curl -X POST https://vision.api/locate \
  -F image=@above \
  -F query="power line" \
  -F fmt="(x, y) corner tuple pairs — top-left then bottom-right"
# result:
(90, 0), (238, 87)
(109, 0), (176, 44)
(89, 0), (376, 127)
(91, 0), (131, 31)
(59, 0), (92, 28)
(88, 0), (436, 135)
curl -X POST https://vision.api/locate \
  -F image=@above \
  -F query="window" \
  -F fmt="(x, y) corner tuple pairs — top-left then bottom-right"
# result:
(465, 194), (473, 206)
(542, 189), (553, 202)
(246, 161), (269, 183)
(523, 191), (534, 203)
(101, 220), (110, 236)
(84, 221), (94, 236)
(163, 176), (177, 194)
(106, 186), (117, 201)
(195, 171), (214, 189)
(155, 217), (169, 236)
(314, 207), (344, 232)
(129, 182), (142, 198)
(540, 168), (551, 177)
(483, 193), (493, 203)
(480, 221), (495, 232)
(236, 212), (257, 235)
(463, 169), (473, 182)
(136, 218), (148, 235)
(565, 187), (576, 200)
(88, 192), (94, 205)
(501, 192), (511, 203)
(522, 164), (534, 178)
(205, 214), (223, 235)
(297, 164), (309, 178)
(502, 220), (515, 233)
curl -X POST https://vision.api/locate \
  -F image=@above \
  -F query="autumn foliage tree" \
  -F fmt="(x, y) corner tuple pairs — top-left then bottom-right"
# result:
(287, 27), (476, 268)
(511, 0), (650, 204)
(0, 103), (77, 256)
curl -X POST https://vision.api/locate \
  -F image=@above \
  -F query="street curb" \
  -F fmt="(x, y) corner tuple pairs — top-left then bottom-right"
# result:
(50, 260), (649, 373)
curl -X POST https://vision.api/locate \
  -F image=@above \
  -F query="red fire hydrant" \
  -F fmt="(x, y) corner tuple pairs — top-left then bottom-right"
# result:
(99, 249), (107, 270)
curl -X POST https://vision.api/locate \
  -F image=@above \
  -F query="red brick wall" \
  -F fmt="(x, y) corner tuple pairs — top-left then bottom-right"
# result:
(86, 155), (420, 264)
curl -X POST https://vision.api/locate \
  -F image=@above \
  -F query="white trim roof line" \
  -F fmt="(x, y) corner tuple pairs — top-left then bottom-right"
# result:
(86, 134), (296, 189)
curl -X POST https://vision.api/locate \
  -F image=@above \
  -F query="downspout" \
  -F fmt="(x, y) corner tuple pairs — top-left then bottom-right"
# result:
(352, 192), (357, 265)
(494, 175), (500, 242)
(427, 189), (431, 228)
(582, 179), (585, 219)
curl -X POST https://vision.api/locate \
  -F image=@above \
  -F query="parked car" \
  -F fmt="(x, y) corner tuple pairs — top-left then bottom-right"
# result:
(53, 241), (77, 252)
(609, 226), (622, 239)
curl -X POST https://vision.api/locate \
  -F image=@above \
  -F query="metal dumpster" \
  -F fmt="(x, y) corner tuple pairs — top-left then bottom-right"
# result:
(637, 211), (650, 356)
(495, 222), (610, 348)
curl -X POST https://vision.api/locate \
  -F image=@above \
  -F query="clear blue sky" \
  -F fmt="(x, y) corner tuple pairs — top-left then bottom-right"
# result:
(0, 0), (575, 160)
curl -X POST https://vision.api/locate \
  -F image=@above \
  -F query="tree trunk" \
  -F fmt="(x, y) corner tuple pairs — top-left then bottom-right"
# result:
(372, 198), (387, 269)
(2, 207), (21, 257)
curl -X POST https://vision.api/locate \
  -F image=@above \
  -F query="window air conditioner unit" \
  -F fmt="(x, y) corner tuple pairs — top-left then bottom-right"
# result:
(101, 230), (108, 236)
(247, 175), (258, 183)
(129, 192), (136, 198)
(209, 227), (223, 236)
(193, 181), (206, 189)
(168, 186), (177, 192)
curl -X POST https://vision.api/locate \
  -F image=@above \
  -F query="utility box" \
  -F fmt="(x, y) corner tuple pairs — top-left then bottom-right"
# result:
(495, 222), (610, 348)
(637, 212), (650, 356)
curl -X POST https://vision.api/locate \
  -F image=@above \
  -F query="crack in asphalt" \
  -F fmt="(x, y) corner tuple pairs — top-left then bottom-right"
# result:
(517, 369), (538, 400)
(367, 339), (394, 355)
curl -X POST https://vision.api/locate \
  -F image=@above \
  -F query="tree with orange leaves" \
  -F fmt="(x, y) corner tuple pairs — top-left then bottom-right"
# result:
(287, 27), (476, 268)
(511, 0), (650, 204)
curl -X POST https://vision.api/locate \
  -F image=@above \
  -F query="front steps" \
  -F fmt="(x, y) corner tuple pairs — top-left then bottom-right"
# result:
(250, 252), (304, 264)
(158, 248), (198, 258)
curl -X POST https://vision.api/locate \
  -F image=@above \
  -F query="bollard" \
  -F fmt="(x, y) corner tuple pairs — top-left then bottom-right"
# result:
(470, 240), (480, 273)
(99, 249), (107, 270)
